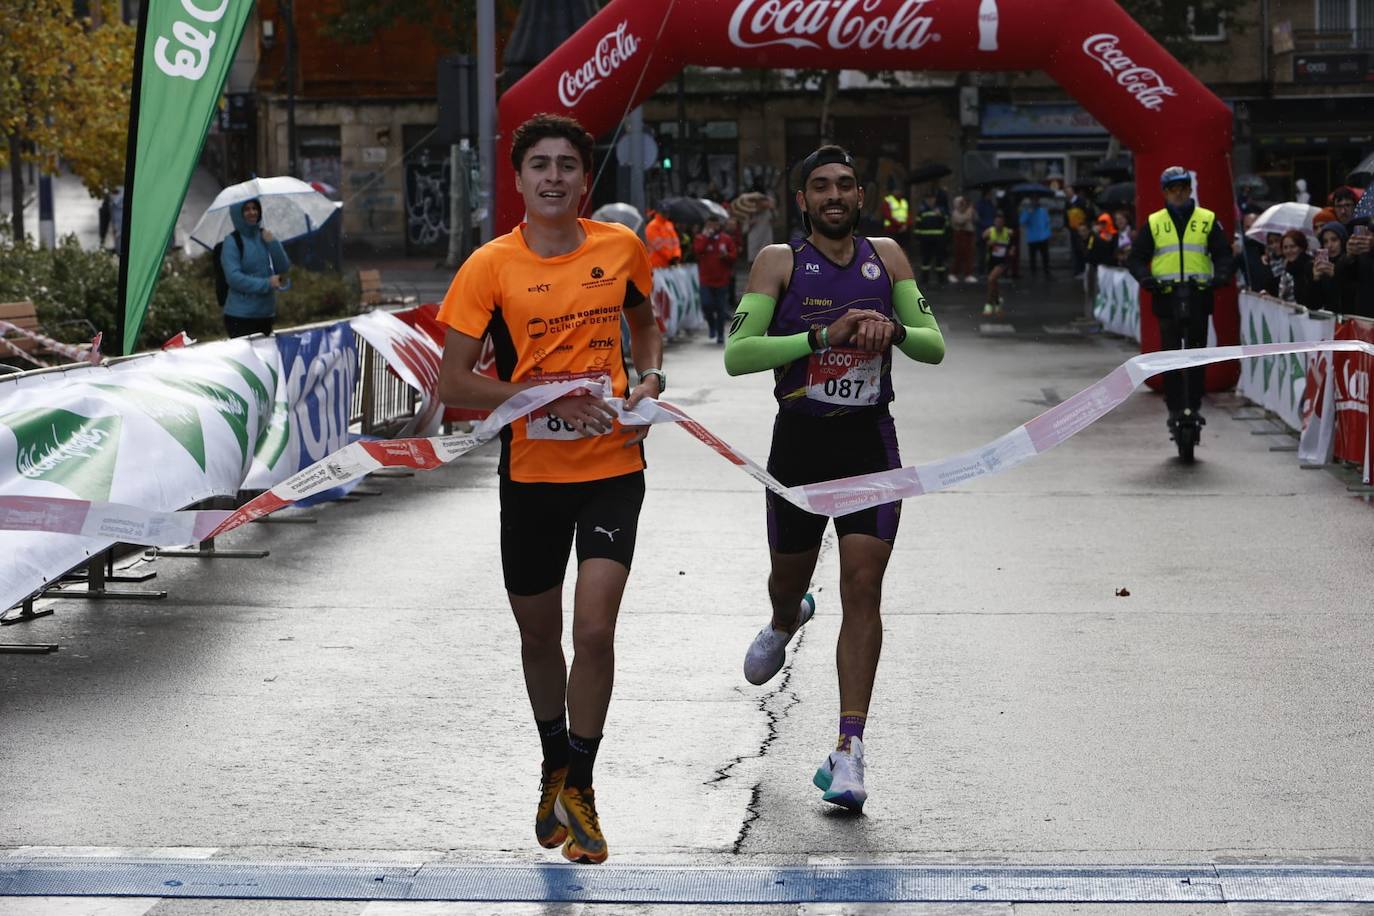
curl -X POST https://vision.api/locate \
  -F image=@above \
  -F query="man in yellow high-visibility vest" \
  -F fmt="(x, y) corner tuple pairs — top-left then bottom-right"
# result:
(1127, 166), (1234, 432)
(880, 184), (911, 255)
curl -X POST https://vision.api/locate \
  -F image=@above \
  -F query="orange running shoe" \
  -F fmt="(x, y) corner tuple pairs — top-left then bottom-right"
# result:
(554, 784), (608, 864)
(536, 766), (568, 849)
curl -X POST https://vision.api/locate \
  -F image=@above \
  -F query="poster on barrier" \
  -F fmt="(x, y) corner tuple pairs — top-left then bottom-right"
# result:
(1299, 344), (1337, 467)
(0, 339), (276, 611)
(1332, 318), (1374, 478)
(1237, 293), (1326, 431)
(1093, 267), (1140, 341)
(243, 321), (358, 490)
(393, 303), (497, 423)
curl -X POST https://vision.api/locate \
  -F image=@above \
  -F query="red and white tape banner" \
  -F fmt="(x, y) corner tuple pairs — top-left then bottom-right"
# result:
(0, 321), (102, 366)
(3, 340), (1373, 548)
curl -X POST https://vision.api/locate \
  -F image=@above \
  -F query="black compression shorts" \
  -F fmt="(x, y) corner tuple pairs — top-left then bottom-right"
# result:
(499, 471), (646, 596)
(765, 408), (902, 554)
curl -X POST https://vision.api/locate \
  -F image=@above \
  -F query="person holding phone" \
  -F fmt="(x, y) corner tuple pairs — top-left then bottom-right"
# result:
(1339, 210), (1374, 318)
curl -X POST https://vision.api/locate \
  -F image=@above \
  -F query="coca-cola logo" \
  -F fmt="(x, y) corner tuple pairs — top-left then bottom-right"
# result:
(728, 0), (940, 52)
(1082, 33), (1178, 111)
(557, 21), (640, 108)
(1339, 358), (1369, 406)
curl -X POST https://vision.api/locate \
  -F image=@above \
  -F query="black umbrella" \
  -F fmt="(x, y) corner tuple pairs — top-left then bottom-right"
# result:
(964, 167), (1027, 189)
(1347, 152), (1374, 188)
(1008, 182), (1055, 198)
(1097, 182), (1136, 209)
(909, 162), (952, 184)
(653, 197), (711, 226)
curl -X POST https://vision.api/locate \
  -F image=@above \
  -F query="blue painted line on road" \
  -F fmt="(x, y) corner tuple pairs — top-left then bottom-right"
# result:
(2, 860), (1374, 903)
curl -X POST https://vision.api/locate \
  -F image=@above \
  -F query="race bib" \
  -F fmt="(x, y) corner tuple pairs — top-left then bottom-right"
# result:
(991, 244), (1008, 258)
(806, 348), (881, 406)
(524, 370), (612, 440)
(525, 412), (613, 440)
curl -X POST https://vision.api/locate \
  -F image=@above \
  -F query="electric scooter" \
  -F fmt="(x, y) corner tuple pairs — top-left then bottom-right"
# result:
(1168, 281), (1203, 463)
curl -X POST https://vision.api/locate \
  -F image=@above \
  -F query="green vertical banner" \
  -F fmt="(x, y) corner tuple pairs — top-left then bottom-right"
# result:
(116, 0), (254, 355)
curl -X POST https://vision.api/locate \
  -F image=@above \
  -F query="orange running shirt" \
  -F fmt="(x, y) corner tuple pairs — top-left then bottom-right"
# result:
(437, 218), (653, 484)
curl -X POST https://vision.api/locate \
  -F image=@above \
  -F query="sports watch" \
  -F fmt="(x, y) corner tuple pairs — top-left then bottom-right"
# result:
(638, 368), (667, 393)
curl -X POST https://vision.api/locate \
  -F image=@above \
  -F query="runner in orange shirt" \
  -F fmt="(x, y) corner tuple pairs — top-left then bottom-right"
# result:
(436, 114), (664, 865)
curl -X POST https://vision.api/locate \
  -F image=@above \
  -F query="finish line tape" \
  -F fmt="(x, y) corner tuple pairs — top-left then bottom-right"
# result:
(1, 340), (1370, 548)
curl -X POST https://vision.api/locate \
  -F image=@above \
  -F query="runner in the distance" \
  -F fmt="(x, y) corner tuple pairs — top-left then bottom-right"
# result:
(724, 145), (945, 811)
(436, 113), (664, 864)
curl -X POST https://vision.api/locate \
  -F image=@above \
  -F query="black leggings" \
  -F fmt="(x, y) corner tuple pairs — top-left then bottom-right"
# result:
(1028, 240), (1050, 274)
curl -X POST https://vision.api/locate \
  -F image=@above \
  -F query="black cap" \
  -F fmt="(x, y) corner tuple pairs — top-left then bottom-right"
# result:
(797, 146), (855, 189)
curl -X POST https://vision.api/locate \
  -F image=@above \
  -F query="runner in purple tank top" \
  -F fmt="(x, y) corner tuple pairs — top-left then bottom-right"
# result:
(723, 145), (947, 812)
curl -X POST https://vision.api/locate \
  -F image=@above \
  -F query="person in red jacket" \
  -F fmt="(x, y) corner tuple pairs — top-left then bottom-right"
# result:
(693, 214), (738, 344)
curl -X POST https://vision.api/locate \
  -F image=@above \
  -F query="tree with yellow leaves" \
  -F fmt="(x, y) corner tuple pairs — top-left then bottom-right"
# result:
(1, 0), (134, 241)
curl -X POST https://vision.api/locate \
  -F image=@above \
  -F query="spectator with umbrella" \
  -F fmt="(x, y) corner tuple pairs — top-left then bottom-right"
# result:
(219, 197), (291, 338)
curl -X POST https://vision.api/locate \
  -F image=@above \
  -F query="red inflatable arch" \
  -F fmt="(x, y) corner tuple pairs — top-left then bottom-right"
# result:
(498, 0), (1239, 384)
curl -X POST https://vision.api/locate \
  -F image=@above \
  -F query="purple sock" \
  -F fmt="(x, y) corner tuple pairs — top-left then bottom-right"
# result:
(837, 712), (866, 751)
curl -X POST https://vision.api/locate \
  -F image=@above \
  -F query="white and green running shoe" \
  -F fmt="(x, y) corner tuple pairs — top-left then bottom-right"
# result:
(743, 593), (816, 686)
(813, 736), (867, 812)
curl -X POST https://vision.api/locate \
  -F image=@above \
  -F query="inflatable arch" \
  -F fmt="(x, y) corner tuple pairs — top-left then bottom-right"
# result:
(498, 0), (1239, 381)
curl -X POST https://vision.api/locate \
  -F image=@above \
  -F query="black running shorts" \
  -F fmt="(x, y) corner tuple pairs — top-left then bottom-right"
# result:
(765, 408), (902, 554)
(499, 471), (646, 596)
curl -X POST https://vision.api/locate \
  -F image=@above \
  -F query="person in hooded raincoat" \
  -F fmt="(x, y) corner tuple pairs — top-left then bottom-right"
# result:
(220, 197), (290, 337)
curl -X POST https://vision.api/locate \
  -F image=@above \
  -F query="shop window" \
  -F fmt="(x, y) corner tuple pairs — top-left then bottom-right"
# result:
(1188, 5), (1227, 41)
(1316, 0), (1374, 47)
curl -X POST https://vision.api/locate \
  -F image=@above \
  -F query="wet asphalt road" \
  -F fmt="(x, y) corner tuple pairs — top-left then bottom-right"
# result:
(3, 275), (1373, 916)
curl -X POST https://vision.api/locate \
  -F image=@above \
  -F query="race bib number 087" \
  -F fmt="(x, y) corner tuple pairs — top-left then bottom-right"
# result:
(806, 348), (881, 406)
(525, 412), (612, 440)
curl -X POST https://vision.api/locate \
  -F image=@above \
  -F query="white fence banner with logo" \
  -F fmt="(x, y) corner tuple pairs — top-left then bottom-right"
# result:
(1093, 267), (1140, 341)
(242, 321), (359, 489)
(0, 339), (276, 611)
(1237, 292), (1334, 432)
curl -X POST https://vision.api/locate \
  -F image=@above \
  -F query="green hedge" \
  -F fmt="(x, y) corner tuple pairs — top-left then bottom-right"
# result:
(0, 232), (359, 354)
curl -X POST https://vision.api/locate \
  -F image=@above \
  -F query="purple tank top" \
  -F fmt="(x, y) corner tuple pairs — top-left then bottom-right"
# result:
(769, 236), (894, 416)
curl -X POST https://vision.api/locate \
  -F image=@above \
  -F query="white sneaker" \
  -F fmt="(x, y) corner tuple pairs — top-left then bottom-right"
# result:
(742, 593), (815, 685)
(813, 736), (867, 811)
(965, 275), (978, 283)
(946, 274), (958, 284)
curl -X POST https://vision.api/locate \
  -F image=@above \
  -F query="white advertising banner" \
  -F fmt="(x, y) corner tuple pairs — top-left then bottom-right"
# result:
(242, 321), (359, 489)
(1093, 267), (1140, 341)
(1237, 292), (1334, 432)
(0, 339), (276, 611)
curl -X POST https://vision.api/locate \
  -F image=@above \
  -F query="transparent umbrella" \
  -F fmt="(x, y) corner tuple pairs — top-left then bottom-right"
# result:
(1245, 202), (1323, 246)
(188, 176), (342, 254)
(590, 202), (643, 233)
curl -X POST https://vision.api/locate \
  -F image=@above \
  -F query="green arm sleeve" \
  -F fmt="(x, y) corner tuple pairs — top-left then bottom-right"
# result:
(892, 278), (945, 365)
(723, 292), (812, 376)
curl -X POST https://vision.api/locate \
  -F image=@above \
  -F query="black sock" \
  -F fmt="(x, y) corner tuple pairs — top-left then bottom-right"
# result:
(537, 715), (569, 773)
(566, 731), (602, 789)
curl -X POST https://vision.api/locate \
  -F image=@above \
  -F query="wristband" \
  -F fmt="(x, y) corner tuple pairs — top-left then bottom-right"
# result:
(820, 326), (830, 350)
(807, 328), (820, 352)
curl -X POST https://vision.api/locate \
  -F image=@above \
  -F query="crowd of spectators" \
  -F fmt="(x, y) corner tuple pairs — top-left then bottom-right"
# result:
(1239, 184), (1372, 318)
